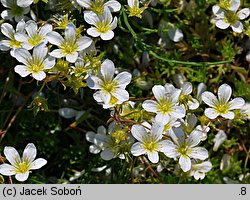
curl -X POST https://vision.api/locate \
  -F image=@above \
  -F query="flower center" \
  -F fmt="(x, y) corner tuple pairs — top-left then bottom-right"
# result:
(96, 22), (110, 33)
(215, 103), (230, 114)
(28, 57), (45, 73)
(143, 140), (158, 152)
(225, 11), (239, 24)
(11, 4), (24, 16)
(90, 0), (104, 15)
(101, 80), (118, 94)
(10, 39), (23, 48)
(28, 34), (43, 47)
(178, 146), (188, 155)
(218, 0), (231, 10)
(61, 39), (78, 55)
(16, 162), (30, 173)
(157, 99), (173, 114)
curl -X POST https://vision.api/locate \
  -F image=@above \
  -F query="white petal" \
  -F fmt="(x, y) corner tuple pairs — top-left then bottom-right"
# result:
(100, 30), (114, 40)
(155, 112), (169, 125)
(47, 31), (64, 46)
(89, 145), (101, 154)
(168, 26), (183, 42)
(204, 108), (219, 119)
(170, 89), (181, 103)
(188, 147), (209, 160)
(152, 85), (166, 101)
(76, 0), (91, 8)
(201, 91), (218, 107)
(110, 17), (117, 30)
(151, 122), (164, 141)
(84, 11), (99, 25)
(33, 43), (48, 61)
(14, 65), (30, 77)
(77, 36), (92, 51)
(100, 59), (115, 81)
(0, 164), (16, 176)
(103, 7), (112, 24)
(171, 105), (186, 119)
(49, 49), (64, 58)
(238, 8), (250, 20)
(14, 48), (31, 65)
(39, 24), (53, 36)
(104, 0), (121, 12)
(221, 111), (235, 119)
(86, 76), (103, 89)
(15, 172), (29, 182)
(22, 143), (37, 163)
(59, 108), (77, 119)
(43, 56), (55, 69)
(188, 98), (199, 110)
(187, 131), (202, 147)
(100, 149), (114, 160)
(229, 97), (245, 110)
(147, 151), (159, 163)
(114, 72), (132, 88)
(131, 124), (147, 142)
(112, 88), (129, 102)
(231, 21), (243, 33)
(87, 27), (100, 37)
(4, 146), (21, 166)
(1, 10), (13, 20)
(181, 82), (192, 95)
(14, 32), (28, 42)
(215, 20), (230, 29)
(25, 20), (38, 37)
(213, 130), (227, 151)
(65, 23), (76, 41)
(1, 23), (14, 39)
(218, 83), (232, 103)
(29, 158), (47, 170)
(131, 142), (146, 156)
(142, 100), (158, 113)
(163, 140), (179, 158)
(32, 71), (46, 81)
(66, 52), (78, 63)
(229, 0), (240, 11)
(179, 155), (191, 172)
(17, 0), (33, 7)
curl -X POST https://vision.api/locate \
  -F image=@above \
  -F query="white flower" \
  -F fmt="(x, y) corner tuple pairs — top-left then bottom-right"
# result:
(47, 23), (93, 63)
(0, 20), (25, 57)
(201, 83), (245, 119)
(58, 107), (85, 120)
(77, 0), (121, 14)
(212, 2), (250, 33)
(14, 43), (55, 81)
(126, 0), (147, 18)
(85, 123), (124, 160)
(15, 20), (53, 50)
(179, 82), (199, 110)
(86, 59), (132, 109)
(131, 123), (169, 163)
(164, 127), (209, 172)
(168, 25), (183, 42)
(213, 130), (227, 151)
(241, 102), (250, 120)
(84, 7), (117, 40)
(17, 0), (33, 7)
(0, 143), (47, 182)
(1, 0), (30, 22)
(189, 161), (212, 180)
(142, 85), (186, 125)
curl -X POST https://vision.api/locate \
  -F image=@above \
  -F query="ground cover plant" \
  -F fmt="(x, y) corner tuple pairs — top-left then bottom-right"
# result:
(0, 0), (249, 184)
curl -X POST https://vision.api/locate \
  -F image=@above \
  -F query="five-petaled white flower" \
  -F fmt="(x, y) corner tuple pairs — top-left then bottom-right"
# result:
(86, 59), (132, 109)
(212, 0), (250, 33)
(0, 20), (25, 57)
(15, 20), (53, 50)
(164, 127), (209, 172)
(1, 0), (30, 22)
(47, 23), (93, 63)
(77, 0), (121, 15)
(189, 160), (212, 180)
(0, 143), (47, 182)
(126, 0), (147, 18)
(142, 85), (186, 125)
(201, 83), (245, 119)
(131, 123), (169, 163)
(84, 7), (117, 40)
(14, 43), (55, 80)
